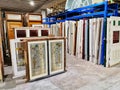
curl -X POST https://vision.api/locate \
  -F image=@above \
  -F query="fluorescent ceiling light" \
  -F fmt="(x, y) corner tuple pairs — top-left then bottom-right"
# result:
(29, 1), (35, 6)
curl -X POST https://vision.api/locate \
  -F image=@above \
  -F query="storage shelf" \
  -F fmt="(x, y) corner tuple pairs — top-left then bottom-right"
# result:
(43, 1), (119, 24)
(43, 1), (119, 67)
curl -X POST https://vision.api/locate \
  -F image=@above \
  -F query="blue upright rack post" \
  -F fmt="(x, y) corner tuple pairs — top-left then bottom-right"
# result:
(100, 1), (107, 66)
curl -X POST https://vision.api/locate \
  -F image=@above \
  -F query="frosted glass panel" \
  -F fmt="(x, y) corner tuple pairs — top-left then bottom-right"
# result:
(28, 41), (48, 80)
(15, 42), (25, 72)
(49, 39), (64, 74)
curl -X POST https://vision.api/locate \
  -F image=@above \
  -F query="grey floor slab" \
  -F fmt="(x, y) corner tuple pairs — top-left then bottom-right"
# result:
(1, 54), (120, 90)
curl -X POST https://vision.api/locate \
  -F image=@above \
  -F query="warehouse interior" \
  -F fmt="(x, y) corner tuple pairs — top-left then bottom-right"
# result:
(0, 0), (120, 90)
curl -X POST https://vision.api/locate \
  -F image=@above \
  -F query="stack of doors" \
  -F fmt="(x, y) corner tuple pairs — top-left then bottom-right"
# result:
(64, 18), (104, 64)
(63, 16), (120, 67)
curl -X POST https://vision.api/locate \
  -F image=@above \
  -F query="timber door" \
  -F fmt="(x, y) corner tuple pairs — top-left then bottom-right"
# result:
(7, 22), (22, 39)
(106, 17), (120, 67)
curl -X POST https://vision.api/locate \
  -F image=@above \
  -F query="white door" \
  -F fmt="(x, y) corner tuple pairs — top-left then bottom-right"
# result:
(10, 39), (26, 78)
(65, 21), (69, 53)
(69, 21), (76, 55)
(89, 19), (95, 62)
(106, 17), (120, 67)
(76, 20), (83, 58)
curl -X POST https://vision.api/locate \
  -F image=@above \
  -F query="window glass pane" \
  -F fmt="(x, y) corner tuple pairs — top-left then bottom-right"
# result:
(30, 30), (38, 37)
(41, 30), (48, 36)
(118, 21), (120, 26)
(17, 30), (26, 38)
(15, 42), (25, 71)
(50, 41), (63, 72)
(113, 31), (119, 43)
(113, 20), (115, 26)
(29, 43), (47, 76)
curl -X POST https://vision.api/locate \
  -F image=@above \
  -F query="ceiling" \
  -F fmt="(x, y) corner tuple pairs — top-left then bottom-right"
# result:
(0, 0), (66, 13)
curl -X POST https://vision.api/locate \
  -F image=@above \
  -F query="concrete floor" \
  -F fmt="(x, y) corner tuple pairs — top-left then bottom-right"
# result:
(1, 54), (120, 90)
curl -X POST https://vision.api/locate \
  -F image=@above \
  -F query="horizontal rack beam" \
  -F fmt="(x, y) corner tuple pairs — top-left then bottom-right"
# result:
(43, 1), (119, 24)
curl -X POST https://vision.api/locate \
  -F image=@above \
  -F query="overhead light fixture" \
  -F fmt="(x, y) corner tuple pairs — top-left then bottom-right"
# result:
(29, 1), (35, 6)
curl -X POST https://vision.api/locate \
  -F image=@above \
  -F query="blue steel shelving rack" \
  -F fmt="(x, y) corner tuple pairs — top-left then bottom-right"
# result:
(43, 1), (119, 66)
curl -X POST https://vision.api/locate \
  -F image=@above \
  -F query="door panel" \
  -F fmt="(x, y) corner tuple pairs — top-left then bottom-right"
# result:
(49, 39), (64, 75)
(94, 18), (103, 64)
(69, 21), (76, 55)
(76, 20), (83, 58)
(106, 17), (120, 67)
(89, 19), (93, 62)
(27, 41), (48, 81)
(10, 39), (26, 78)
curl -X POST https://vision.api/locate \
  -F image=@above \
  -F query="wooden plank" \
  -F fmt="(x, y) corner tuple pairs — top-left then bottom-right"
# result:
(0, 10), (4, 81)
